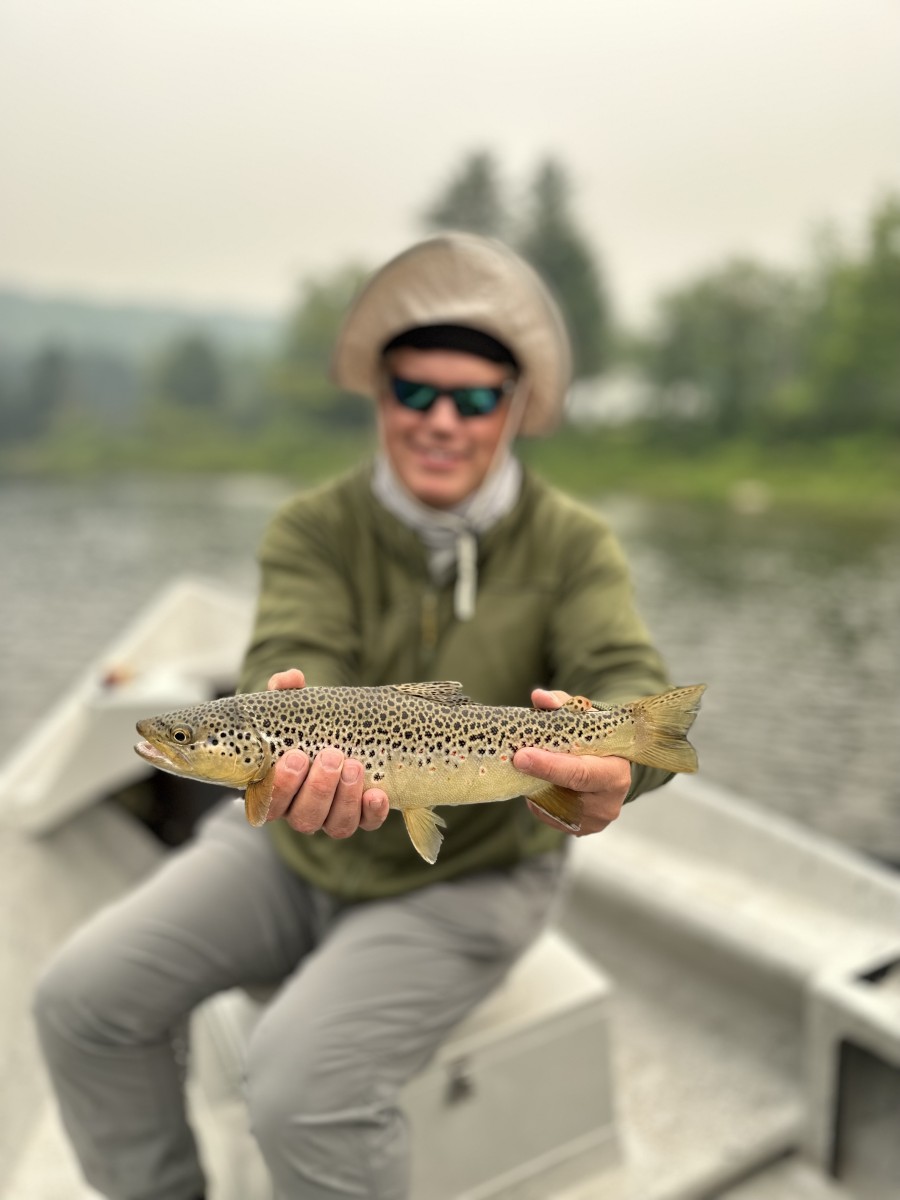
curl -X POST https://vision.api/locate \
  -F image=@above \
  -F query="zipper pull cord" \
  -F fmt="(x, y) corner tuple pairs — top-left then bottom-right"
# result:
(454, 530), (478, 621)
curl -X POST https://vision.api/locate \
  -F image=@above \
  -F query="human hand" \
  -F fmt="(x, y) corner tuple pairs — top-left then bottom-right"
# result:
(513, 688), (631, 836)
(262, 669), (390, 836)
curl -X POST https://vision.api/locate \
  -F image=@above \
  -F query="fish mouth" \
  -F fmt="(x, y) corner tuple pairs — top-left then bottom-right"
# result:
(134, 739), (182, 771)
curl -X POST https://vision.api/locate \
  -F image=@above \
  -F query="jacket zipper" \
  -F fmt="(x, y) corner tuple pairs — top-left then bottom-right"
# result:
(420, 589), (439, 667)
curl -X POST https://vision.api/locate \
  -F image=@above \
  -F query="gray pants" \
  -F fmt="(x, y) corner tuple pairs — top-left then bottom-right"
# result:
(33, 799), (564, 1200)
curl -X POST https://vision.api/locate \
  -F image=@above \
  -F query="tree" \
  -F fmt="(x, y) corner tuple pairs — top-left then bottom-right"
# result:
(643, 259), (806, 440)
(156, 334), (225, 411)
(805, 194), (900, 435)
(267, 264), (372, 429)
(421, 151), (508, 239)
(15, 345), (72, 438)
(517, 159), (610, 379)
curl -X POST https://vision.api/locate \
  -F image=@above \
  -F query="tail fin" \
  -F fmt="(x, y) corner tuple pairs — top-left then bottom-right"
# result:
(630, 684), (706, 773)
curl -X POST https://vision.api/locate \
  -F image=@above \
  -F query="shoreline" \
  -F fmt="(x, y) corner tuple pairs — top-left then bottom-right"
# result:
(2, 428), (898, 522)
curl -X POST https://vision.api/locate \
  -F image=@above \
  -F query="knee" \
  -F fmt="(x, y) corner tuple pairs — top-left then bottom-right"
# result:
(33, 938), (96, 1048)
(32, 931), (114, 1056)
(244, 1005), (409, 1198)
(245, 1014), (373, 1154)
(33, 927), (144, 1053)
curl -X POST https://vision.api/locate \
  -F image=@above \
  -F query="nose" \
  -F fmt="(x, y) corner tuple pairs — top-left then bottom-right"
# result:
(422, 394), (463, 432)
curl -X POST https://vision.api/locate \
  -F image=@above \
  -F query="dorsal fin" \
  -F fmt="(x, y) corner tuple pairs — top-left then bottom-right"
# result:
(390, 681), (471, 705)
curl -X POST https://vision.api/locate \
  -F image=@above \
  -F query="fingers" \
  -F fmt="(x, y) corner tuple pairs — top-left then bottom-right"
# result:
(268, 747), (390, 838)
(530, 687), (568, 711)
(266, 750), (312, 822)
(300, 748), (353, 835)
(514, 745), (604, 792)
(267, 668), (306, 691)
(515, 750), (632, 837)
(359, 789), (390, 831)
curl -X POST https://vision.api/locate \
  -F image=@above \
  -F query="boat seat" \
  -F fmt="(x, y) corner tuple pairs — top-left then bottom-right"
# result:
(191, 927), (619, 1200)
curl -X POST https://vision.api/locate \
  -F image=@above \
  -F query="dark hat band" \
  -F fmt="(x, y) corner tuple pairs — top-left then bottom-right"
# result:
(382, 324), (519, 368)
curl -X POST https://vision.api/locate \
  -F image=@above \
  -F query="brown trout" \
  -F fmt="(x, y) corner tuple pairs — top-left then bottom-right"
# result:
(134, 681), (705, 863)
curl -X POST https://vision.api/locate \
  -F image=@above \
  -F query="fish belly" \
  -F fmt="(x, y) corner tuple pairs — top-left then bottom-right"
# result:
(380, 755), (533, 812)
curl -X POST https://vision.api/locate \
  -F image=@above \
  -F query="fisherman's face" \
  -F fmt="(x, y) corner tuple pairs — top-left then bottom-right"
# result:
(378, 348), (516, 509)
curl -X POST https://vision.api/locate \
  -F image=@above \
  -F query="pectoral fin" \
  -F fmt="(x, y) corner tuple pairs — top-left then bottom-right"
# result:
(245, 767), (277, 827)
(528, 785), (583, 832)
(402, 807), (447, 864)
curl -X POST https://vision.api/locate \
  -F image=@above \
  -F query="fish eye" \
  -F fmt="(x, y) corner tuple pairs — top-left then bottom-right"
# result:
(172, 726), (192, 744)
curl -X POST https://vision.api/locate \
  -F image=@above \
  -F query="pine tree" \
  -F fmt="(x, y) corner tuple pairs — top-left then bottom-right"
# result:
(421, 151), (508, 239)
(517, 159), (610, 379)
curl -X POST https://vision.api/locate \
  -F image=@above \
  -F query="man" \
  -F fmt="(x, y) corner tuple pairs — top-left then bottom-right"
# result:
(34, 233), (673, 1200)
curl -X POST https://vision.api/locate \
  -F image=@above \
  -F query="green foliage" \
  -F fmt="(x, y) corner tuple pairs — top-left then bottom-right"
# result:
(422, 150), (610, 380)
(643, 259), (806, 439)
(267, 264), (372, 431)
(0, 346), (73, 441)
(421, 151), (508, 238)
(804, 195), (900, 435)
(517, 159), (610, 378)
(155, 333), (225, 411)
(639, 191), (900, 443)
(520, 426), (900, 519)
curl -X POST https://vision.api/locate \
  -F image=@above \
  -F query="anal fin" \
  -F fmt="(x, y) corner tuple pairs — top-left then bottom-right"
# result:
(528, 784), (583, 832)
(245, 767), (277, 827)
(402, 807), (447, 864)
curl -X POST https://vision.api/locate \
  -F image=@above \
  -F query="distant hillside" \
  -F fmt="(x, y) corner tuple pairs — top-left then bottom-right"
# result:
(0, 286), (280, 358)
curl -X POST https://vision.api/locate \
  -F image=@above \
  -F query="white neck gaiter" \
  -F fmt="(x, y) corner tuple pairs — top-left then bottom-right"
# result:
(371, 451), (522, 621)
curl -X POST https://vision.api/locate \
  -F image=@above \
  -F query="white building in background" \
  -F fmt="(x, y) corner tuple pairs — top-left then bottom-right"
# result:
(565, 370), (705, 427)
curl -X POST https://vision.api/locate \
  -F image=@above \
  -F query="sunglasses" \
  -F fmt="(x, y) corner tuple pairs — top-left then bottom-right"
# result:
(389, 375), (515, 418)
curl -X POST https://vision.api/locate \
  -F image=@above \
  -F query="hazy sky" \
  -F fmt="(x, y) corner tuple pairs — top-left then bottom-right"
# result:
(2, 0), (898, 322)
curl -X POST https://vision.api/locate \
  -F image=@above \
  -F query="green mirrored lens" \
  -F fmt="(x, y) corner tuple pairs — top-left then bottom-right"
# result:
(392, 379), (440, 410)
(453, 387), (502, 416)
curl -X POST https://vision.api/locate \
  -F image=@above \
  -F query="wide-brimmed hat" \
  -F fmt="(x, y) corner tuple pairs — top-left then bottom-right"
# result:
(331, 232), (572, 437)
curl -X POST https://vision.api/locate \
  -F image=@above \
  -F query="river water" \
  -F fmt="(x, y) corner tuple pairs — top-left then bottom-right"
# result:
(1, 474), (898, 860)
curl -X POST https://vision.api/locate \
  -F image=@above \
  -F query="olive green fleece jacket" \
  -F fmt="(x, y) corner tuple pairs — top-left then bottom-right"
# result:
(238, 462), (673, 901)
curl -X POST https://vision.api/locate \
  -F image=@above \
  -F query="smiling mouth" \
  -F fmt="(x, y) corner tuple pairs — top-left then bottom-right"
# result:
(414, 445), (464, 466)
